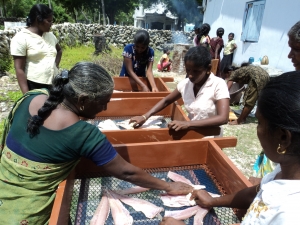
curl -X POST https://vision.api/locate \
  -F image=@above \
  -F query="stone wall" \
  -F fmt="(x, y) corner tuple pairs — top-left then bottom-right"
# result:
(0, 23), (195, 71)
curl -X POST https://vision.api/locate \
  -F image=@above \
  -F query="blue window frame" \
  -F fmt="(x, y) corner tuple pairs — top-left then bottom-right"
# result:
(241, 0), (265, 42)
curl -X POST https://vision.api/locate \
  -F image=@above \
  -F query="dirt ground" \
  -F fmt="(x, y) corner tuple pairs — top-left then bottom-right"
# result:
(0, 71), (261, 179)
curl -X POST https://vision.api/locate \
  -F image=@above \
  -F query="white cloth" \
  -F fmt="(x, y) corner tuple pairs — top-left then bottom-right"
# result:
(177, 74), (229, 120)
(242, 165), (300, 225)
(10, 28), (59, 85)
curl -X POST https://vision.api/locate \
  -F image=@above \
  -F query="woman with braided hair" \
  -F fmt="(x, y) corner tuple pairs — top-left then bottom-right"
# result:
(210, 27), (225, 76)
(0, 62), (192, 224)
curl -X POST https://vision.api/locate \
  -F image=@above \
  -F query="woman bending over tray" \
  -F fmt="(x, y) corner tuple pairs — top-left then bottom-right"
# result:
(160, 71), (300, 225)
(0, 62), (192, 224)
(120, 30), (158, 92)
(130, 46), (230, 132)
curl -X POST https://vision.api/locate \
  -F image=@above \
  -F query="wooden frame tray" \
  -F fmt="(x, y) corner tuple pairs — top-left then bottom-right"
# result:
(112, 77), (173, 98)
(49, 137), (252, 225)
(88, 97), (221, 142)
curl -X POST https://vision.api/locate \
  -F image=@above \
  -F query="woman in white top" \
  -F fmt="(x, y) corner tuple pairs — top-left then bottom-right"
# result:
(160, 71), (300, 225)
(10, 4), (62, 94)
(130, 46), (229, 131)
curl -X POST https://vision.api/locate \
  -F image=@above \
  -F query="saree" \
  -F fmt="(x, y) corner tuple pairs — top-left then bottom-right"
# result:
(0, 89), (79, 225)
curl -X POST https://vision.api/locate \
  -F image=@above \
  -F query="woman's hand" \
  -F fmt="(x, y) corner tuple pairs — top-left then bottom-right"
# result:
(165, 182), (193, 196)
(129, 116), (147, 128)
(190, 189), (215, 208)
(159, 217), (185, 225)
(141, 85), (150, 92)
(168, 120), (189, 131)
(152, 86), (159, 92)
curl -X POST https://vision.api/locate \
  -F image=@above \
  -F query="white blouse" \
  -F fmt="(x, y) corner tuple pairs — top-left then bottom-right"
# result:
(177, 74), (229, 121)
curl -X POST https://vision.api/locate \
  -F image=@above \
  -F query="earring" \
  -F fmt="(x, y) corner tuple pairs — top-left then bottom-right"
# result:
(277, 144), (286, 155)
(80, 106), (84, 111)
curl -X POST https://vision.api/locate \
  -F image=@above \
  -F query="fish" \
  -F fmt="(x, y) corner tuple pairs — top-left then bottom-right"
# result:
(164, 205), (200, 220)
(161, 195), (196, 207)
(106, 190), (133, 225)
(110, 190), (164, 219)
(193, 207), (210, 225)
(89, 194), (110, 225)
(167, 171), (206, 189)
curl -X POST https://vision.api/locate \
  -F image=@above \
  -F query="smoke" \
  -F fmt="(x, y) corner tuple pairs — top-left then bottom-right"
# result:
(170, 0), (203, 27)
(171, 31), (190, 44)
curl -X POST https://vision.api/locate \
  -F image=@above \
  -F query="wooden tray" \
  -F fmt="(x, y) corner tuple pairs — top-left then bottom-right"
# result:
(112, 77), (173, 98)
(88, 97), (222, 142)
(49, 137), (252, 224)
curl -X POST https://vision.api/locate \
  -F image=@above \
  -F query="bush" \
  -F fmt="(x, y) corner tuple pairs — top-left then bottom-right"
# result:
(0, 55), (12, 73)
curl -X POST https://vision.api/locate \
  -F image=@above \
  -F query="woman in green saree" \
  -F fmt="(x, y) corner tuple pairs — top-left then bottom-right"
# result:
(0, 62), (192, 224)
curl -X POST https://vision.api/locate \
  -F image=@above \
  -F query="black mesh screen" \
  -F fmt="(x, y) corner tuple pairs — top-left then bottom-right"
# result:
(70, 166), (240, 225)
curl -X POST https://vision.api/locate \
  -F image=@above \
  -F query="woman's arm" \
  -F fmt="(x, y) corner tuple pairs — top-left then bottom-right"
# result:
(129, 89), (182, 127)
(215, 44), (221, 59)
(230, 43), (237, 53)
(191, 185), (258, 209)
(13, 56), (29, 94)
(55, 43), (62, 68)
(168, 98), (229, 131)
(146, 61), (158, 92)
(102, 154), (193, 195)
(124, 57), (150, 92)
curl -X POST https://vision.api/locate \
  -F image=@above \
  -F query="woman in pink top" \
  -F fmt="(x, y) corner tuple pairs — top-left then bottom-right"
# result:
(130, 46), (230, 131)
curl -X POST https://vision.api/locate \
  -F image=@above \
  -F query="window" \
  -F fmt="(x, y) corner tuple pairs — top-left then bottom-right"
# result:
(241, 0), (265, 42)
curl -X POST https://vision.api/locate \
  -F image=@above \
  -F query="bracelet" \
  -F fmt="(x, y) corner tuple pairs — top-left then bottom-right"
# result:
(142, 115), (147, 121)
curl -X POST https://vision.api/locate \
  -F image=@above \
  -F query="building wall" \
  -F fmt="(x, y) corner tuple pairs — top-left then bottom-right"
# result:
(203, 0), (300, 72)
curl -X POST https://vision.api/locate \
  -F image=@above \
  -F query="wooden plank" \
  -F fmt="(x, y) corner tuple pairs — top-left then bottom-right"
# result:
(112, 92), (170, 98)
(97, 98), (172, 117)
(74, 139), (209, 178)
(49, 171), (75, 225)
(157, 77), (171, 91)
(172, 104), (189, 121)
(104, 127), (221, 144)
(210, 137), (238, 148)
(206, 139), (252, 195)
(160, 77), (174, 82)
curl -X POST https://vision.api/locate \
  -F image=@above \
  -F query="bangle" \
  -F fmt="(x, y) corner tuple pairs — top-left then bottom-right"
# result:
(142, 115), (147, 121)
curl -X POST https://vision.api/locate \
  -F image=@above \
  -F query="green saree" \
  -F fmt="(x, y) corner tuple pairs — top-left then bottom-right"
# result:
(0, 89), (79, 225)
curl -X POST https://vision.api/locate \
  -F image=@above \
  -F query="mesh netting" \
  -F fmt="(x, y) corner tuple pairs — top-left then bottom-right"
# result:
(70, 165), (240, 225)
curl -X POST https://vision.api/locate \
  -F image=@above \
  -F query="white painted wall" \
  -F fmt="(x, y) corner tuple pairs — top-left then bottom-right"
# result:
(203, 0), (300, 72)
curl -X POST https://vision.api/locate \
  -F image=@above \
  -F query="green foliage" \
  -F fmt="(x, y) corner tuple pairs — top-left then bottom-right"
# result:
(0, 25), (4, 30)
(7, 90), (23, 102)
(0, 55), (12, 73)
(0, 119), (5, 142)
(59, 44), (97, 70)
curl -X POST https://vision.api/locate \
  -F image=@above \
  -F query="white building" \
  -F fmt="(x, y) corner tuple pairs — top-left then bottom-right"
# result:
(202, 0), (300, 72)
(133, 4), (177, 30)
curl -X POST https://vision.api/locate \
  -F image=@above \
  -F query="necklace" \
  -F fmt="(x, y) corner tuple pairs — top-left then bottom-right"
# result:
(60, 102), (77, 114)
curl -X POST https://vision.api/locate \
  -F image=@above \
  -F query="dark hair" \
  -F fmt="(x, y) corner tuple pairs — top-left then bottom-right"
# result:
(27, 62), (114, 137)
(288, 21), (300, 42)
(26, 4), (53, 26)
(134, 30), (150, 46)
(184, 46), (211, 69)
(258, 71), (300, 156)
(229, 33), (235, 38)
(163, 48), (169, 54)
(216, 28), (224, 37)
(197, 23), (211, 40)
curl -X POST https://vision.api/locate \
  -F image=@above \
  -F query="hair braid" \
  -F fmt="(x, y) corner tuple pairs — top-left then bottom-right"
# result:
(27, 73), (67, 137)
